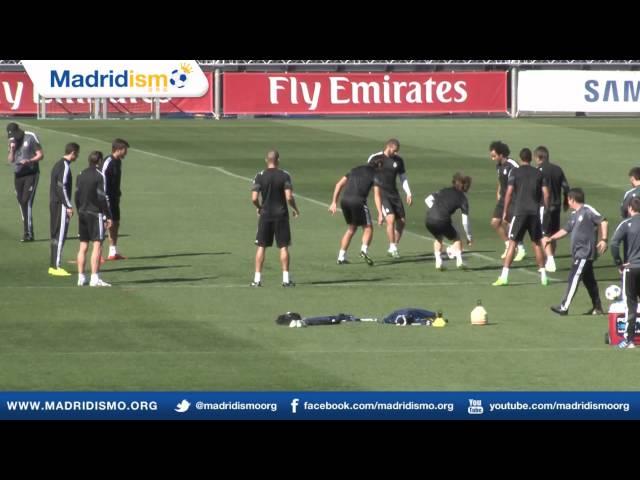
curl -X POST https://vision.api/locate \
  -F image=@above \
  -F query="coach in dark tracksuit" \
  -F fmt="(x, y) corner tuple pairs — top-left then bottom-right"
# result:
(611, 196), (640, 348)
(7, 122), (44, 241)
(545, 188), (608, 316)
(48, 143), (80, 276)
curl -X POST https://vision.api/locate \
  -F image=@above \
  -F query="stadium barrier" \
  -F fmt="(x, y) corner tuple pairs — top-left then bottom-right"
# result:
(0, 71), (214, 118)
(3, 62), (640, 119)
(222, 72), (508, 115)
(517, 69), (640, 116)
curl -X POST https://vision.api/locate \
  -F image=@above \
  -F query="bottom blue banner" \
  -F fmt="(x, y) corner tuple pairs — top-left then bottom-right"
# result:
(0, 392), (638, 420)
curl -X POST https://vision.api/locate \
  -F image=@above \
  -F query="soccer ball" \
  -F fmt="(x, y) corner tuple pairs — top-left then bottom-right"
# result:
(169, 69), (188, 88)
(605, 285), (622, 301)
(445, 245), (455, 259)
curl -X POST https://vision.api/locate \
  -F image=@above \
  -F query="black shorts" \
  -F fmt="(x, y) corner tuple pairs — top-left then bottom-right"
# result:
(426, 220), (459, 241)
(508, 214), (542, 243)
(341, 199), (372, 227)
(256, 216), (291, 248)
(493, 202), (513, 223)
(109, 199), (120, 222)
(79, 213), (106, 242)
(541, 208), (561, 237)
(380, 194), (405, 219)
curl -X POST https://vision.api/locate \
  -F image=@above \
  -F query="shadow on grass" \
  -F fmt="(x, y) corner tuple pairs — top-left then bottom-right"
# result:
(127, 252), (231, 260)
(102, 264), (189, 273)
(375, 255), (431, 266)
(466, 264), (538, 272)
(118, 276), (217, 285)
(304, 278), (390, 285)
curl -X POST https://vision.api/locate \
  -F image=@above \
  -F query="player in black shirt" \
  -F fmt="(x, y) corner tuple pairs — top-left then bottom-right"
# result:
(329, 161), (381, 266)
(75, 151), (112, 287)
(251, 150), (300, 287)
(493, 148), (550, 286)
(101, 138), (129, 260)
(48, 142), (79, 277)
(489, 140), (526, 262)
(367, 138), (412, 258)
(425, 173), (473, 270)
(535, 146), (570, 273)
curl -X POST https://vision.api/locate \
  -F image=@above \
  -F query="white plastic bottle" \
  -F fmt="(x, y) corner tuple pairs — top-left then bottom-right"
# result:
(471, 300), (488, 325)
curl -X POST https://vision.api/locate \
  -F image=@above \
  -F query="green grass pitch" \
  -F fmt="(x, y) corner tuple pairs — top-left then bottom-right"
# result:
(0, 117), (637, 390)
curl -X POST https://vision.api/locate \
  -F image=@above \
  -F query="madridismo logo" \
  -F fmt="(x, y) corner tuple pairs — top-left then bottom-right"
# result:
(22, 60), (209, 98)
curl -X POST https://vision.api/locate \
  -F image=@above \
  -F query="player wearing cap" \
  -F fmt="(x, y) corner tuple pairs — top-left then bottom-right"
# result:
(6, 122), (44, 241)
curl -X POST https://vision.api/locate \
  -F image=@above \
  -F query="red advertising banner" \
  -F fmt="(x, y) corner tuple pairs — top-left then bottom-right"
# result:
(0, 72), (37, 114)
(223, 72), (507, 114)
(0, 72), (214, 114)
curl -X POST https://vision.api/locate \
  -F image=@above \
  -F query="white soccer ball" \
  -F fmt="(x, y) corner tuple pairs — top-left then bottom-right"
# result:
(169, 69), (188, 89)
(605, 285), (622, 301)
(446, 246), (455, 259)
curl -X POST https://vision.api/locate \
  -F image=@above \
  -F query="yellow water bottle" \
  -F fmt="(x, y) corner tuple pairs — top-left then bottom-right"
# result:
(432, 310), (447, 327)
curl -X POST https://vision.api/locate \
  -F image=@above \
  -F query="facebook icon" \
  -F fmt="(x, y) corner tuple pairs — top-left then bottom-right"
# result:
(291, 398), (300, 414)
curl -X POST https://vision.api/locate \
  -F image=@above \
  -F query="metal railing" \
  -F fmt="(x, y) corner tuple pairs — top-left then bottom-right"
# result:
(194, 60), (640, 66)
(3, 59), (640, 66)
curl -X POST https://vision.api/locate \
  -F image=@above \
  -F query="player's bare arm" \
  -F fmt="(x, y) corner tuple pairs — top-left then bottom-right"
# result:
(597, 220), (609, 254)
(542, 185), (550, 210)
(329, 176), (347, 215)
(542, 228), (568, 247)
(374, 185), (383, 224)
(251, 191), (261, 216)
(502, 185), (514, 223)
(400, 173), (412, 206)
(7, 140), (15, 163)
(20, 147), (43, 166)
(286, 188), (299, 217)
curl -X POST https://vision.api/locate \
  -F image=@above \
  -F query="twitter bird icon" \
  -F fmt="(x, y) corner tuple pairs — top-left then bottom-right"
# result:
(175, 399), (191, 413)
